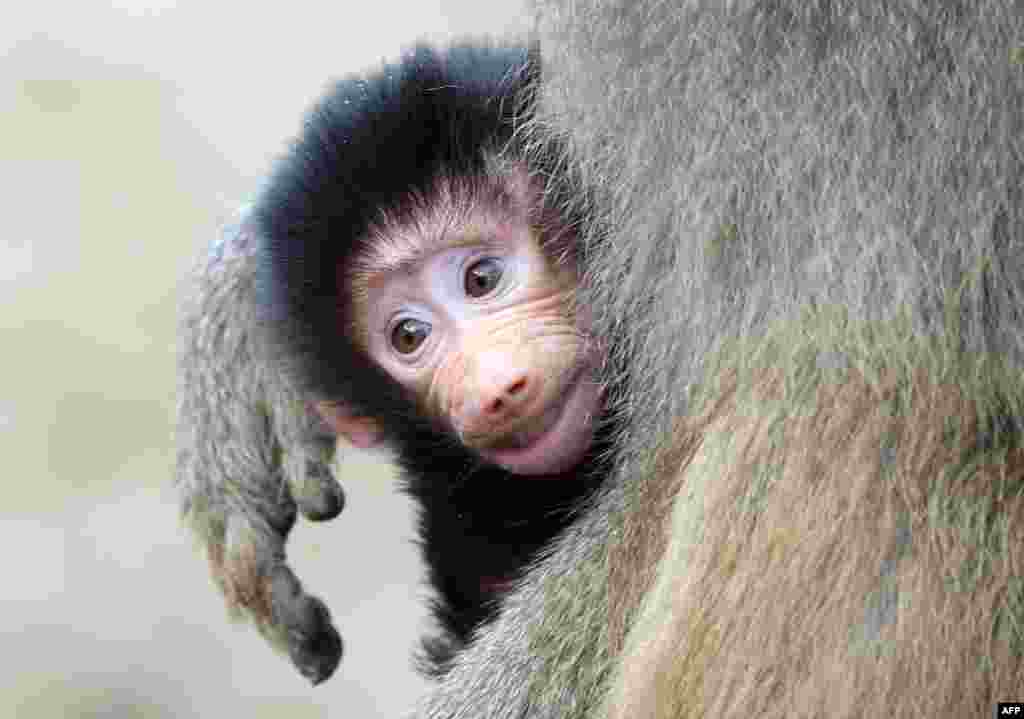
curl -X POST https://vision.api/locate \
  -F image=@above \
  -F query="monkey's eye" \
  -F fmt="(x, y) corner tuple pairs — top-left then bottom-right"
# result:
(391, 318), (431, 355)
(464, 257), (504, 298)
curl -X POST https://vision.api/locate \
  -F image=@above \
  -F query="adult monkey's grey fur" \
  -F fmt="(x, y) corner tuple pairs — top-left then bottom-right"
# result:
(177, 216), (344, 684)
(414, 1), (1024, 717)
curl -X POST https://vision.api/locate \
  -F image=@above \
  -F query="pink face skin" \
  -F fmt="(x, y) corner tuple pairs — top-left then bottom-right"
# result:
(354, 216), (602, 478)
(478, 356), (602, 475)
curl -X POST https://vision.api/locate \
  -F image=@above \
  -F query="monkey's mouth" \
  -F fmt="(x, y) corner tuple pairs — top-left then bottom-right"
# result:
(509, 404), (564, 448)
(482, 365), (602, 476)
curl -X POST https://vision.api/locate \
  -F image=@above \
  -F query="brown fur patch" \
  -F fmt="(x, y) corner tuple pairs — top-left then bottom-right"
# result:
(607, 386), (737, 654)
(603, 366), (1024, 718)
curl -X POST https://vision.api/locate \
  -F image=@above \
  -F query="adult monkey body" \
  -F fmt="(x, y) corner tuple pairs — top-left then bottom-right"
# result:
(177, 44), (611, 684)
(176, 3), (1024, 715)
(415, 1), (1024, 718)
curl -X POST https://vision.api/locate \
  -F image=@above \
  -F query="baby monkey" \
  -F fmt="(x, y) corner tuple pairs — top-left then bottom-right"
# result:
(177, 42), (614, 684)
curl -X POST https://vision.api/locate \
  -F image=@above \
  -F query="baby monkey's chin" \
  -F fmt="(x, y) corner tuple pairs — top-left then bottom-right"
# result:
(482, 366), (602, 477)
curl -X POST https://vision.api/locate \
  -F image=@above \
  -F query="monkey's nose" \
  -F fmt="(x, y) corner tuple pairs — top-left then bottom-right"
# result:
(456, 352), (541, 437)
(483, 375), (531, 417)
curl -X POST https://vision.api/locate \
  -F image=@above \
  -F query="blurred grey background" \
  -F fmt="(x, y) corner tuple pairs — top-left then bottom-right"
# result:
(1, 1), (528, 716)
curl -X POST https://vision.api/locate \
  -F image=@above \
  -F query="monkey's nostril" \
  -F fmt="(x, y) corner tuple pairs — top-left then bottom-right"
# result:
(506, 378), (527, 396)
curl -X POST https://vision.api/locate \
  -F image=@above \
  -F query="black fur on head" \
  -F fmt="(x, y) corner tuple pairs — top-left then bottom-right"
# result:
(255, 42), (540, 421)
(252, 42), (611, 676)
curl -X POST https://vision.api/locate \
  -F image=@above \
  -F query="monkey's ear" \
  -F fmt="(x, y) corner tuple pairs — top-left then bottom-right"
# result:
(313, 401), (383, 448)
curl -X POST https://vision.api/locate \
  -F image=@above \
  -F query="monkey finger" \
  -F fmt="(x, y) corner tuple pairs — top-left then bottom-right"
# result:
(269, 565), (344, 685)
(289, 458), (346, 522)
(217, 513), (342, 683)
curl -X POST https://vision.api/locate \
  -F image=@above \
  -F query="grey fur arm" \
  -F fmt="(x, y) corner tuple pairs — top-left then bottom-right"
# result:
(175, 212), (344, 684)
